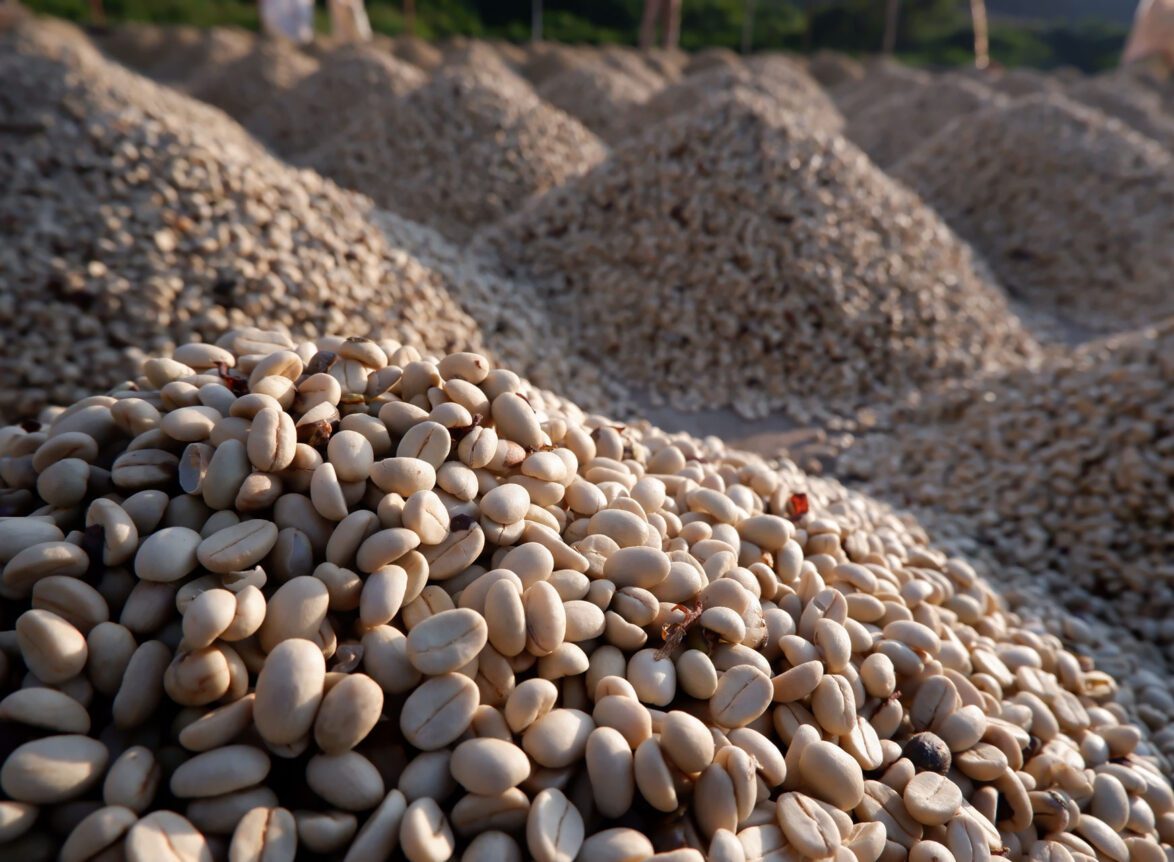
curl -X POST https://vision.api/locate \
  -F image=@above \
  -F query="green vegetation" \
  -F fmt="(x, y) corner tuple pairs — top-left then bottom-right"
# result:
(23, 0), (1129, 72)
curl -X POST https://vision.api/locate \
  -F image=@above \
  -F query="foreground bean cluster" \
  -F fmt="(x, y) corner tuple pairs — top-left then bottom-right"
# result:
(1, 331), (1172, 862)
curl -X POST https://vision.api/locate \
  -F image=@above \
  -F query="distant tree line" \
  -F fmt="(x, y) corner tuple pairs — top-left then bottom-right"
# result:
(24, 0), (1131, 71)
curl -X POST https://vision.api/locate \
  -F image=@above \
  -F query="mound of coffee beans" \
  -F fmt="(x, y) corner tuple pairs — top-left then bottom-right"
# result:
(1, 331), (1171, 862)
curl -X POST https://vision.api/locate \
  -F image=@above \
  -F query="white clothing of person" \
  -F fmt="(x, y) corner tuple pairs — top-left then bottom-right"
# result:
(260, 0), (314, 45)
(330, 0), (372, 43)
(1123, 0), (1174, 66)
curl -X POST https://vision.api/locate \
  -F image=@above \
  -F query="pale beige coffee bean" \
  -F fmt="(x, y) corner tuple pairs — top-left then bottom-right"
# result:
(451, 738), (531, 795)
(603, 546), (671, 589)
(355, 565), (406, 627)
(31, 575), (107, 633)
(485, 578), (527, 657)
(402, 490), (450, 545)
(481, 484), (530, 525)
(397, 751), (456, 804)
(585, 726), (636, 819)
(859, 653), (896, 699)
(627, 648), (676, 706)
(812, 674), (857, 736)
(579, 827), (654, 862)
(904, 771), (963, 826)
(314, 673), (384, 754)
(370, 457), (436, 498)
(523, 580), (566, 656)
(182, 588), (237, 649)
(257, 577), (330, 652)
(660, 710), (716, 774)
(1090, 774), (1129, 832)
(728, 727), (787, 787)
(527, 788), (584, 862)
(492, 393), (544, 450)
(161, 406), (222, 443)
(60, 804), (138, 862)
(135, 526), (202, 583)
(777, 792), (841, 858)
(343, 790), (407, 862)
(85, 498), (139, 565)
(772, 660), (824, 703)
(126, 810), (213, 862)
(36, 457), (90, 507)
(186, 785), (280, 836)
(222, 585), (266, 642)
(401, 673), (479, 750)
(1074, 814), (1129, 862)
(16, 608), (87, 684)
(362, 625), (421, 695)
(800, 740), (865, 810)
(306, 752), (385, 811)
(711, 664), (772, 727)
(2, 540), (88, 596)
(103, 745), (160, 812)
(229, 806), (297, 862)
(677, 650), (719, 699)
(909, 840), (954, 862)
(505, 678), (559, 733)
(295, 810), (357, 855)
(910, 676), (960, 733)
(87, 621), (138, 696)
(945, 815), (992, 862)
(593, 694), (652, 748)
(327, 430), (374, 483)
(0, 801), (38, 844)
(254, 638), (326, 746)
(197, 520), (279, 575)
(247, 408), (296, 473)
(178, 695), (255, 753)
(170, 745), (270, 798)
(463, 830), (524, 862)
(695, 762), (739, 838)
(523, 708), (594, 768)
(112, 640), (170, 729)
(398, 421), (451, 469)
(1, 734), (108, 804)
(407, 608), (489, 675)
(163, 645), (232, 707)
(0, 687), (90, 733)
(111, 447), (179, 490)
(634, 737), (678, 812)
(356, 528), (421, 573)
(401, 797), (456, 862)
(203, 440), (252, 511)
(0, 518), (64, 564)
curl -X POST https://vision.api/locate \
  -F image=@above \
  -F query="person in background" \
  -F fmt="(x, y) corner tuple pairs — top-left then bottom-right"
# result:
(259, 0), (314, 44)
(330, 0), (372, 43)
(1123, 0), (1174, 69)
(639, 0), (681, 50)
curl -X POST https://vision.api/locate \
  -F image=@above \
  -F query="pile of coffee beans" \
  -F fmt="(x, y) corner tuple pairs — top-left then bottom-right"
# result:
(1, 331), (1172, 861)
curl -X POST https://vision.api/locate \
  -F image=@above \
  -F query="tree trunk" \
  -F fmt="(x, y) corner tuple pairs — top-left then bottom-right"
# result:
(639, 0), (660, 50)
(662, 0), (681, 50)
(531, 0), (543, 43)
(882, 0), (900, 54)
(89, 0), (106, 27)
(741, 0), (757, 54)
(970, 0), (990, 69)
(403, 0), (416, 35)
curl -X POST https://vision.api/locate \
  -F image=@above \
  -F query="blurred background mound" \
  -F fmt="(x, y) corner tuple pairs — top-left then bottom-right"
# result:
(840, 320), (1174, 658)
(0, 19), (609, 419)
(482, 89), (1037, 421)
(892, 94), (1174, 334)
(296, 63), (606, 241)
